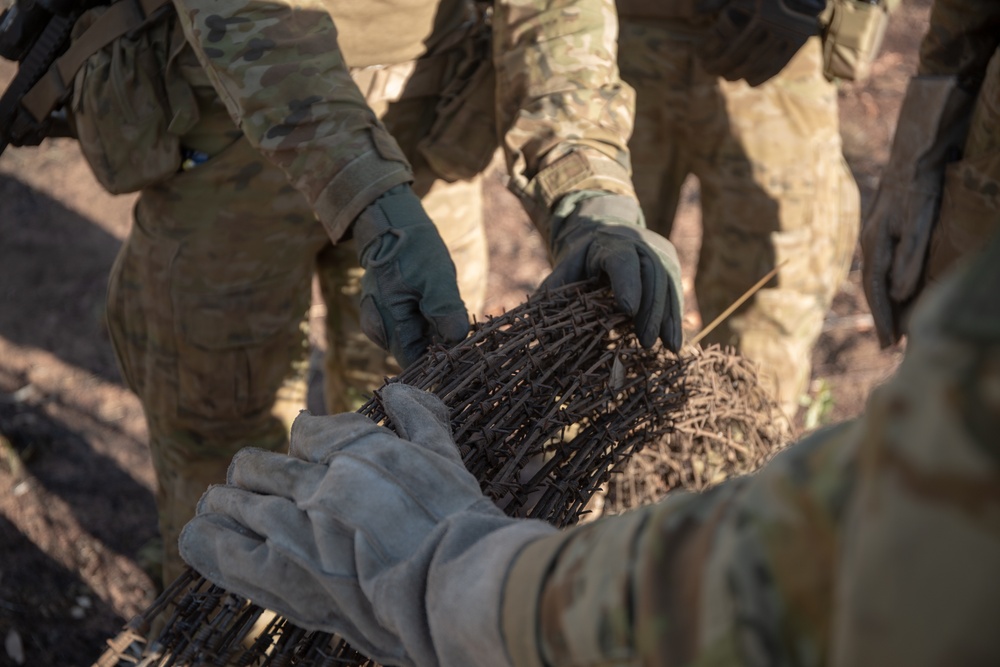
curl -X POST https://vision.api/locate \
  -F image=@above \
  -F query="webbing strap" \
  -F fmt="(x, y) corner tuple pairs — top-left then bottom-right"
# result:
(20, 0), (172, 121)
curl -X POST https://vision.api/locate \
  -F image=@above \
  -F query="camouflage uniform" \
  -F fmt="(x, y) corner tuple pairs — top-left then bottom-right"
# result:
(919, 0), (1000, 284)
(501, 4), (1000, 662)
(96, 0), (638, 585)
(614, 1), (860, 417)
(502, 227), (1000, 667)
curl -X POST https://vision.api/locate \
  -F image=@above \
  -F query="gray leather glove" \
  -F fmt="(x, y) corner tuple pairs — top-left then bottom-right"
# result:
(542, 191), (684, 352)
(353, 184), (470, 368)
(179, 384), (554, 667)
(696, 0), (824, 86)
(860, 75), (974, 347)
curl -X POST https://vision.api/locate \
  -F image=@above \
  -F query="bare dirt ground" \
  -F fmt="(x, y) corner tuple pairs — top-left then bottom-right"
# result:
(0, 3), (928, 664)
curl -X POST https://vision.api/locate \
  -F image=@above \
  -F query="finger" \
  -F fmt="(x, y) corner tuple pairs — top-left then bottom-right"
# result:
(179, 511), (267, 587)
(379, 384), (458, 461)
(426, 311), (471, 347)
(889, 209), (936, 303)
(860, 210), (902, 348)
(541, 246), (587, 291)
(227, 447), (327, 499)
(290, 412), (387, 464)
(181, 515), (383, 642)
(634, 251), (668, 349)
(196, 486), (346, 561)
(660, 287), (684, 352)
(590, 241), (642, 317)
(359, 294), (390, 351)
(389, 303), (428, 369)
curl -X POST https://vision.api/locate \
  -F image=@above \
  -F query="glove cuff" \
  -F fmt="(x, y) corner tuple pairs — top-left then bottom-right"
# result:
(545, 190), (645, 259)
(427, 518), (556, 667)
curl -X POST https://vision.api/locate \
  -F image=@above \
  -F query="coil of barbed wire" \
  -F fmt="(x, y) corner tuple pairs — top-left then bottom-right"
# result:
(94, 280), (788, 667)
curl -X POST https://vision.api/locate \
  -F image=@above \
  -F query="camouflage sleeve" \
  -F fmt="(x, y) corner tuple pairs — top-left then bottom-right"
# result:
(169, 0), (413, 241)
(491, 0), (638, 231)
(918, 0), (1000, 92)
(502, 236), (1000, 666)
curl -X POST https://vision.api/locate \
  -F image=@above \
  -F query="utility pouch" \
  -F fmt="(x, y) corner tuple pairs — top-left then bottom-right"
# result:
(819, 0), (892, 82)
(69, 1), (197, 193)
(417, 5), (498, 183)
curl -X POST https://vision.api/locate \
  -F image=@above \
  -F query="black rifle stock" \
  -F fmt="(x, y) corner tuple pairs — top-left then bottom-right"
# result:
(0, 0), (77, 157)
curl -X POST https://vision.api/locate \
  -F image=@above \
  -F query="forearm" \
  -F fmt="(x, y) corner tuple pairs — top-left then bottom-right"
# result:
(170, 0), (413, 240)
(502, 425), (857, 667)
(492, 0), (637, 228)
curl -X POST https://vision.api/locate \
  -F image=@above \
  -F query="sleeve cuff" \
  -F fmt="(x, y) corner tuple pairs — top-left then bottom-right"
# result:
(500, 531), (568, 667)
(524, 149), (636, 217)
(313, 147), (414, 243)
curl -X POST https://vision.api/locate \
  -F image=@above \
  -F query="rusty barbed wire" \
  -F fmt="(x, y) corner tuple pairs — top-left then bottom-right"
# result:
(93, 280), (788, 667)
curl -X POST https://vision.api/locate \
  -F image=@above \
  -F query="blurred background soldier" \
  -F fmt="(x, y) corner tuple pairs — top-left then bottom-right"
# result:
(862, 0), (1000, 346)
(3, 0), (683, 586)
(614, 0), (869, 419)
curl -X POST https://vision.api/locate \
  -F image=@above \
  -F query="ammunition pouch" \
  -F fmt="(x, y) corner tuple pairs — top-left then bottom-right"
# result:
(67, 0), (198, 193)
(819, 0), (894, 82)
(416, 3), (498, 183)
(350, 4), (498, 184)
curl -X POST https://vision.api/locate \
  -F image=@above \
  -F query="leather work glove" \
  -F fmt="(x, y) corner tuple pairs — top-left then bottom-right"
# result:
(696, 0), (825, 86)
(352, 184), (470, 368)
(542, 190), (684, 352)
(860, 75), (975, 348)
(179, 383), (555, 667)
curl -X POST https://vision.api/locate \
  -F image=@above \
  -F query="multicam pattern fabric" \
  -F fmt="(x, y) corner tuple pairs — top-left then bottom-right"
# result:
(616, 16), (860, 418)
(100, 0), (638, 586)
(921, 1), (1000, 287)
(503, 231), (1000, 667)
(493, 0), (638, 227)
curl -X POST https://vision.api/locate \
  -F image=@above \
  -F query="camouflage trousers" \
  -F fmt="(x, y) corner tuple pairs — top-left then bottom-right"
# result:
(106, 112), (487, 587)
(618, 21), (860, 418)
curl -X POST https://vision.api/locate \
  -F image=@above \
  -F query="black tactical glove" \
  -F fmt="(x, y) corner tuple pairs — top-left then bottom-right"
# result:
(542, 191), (684, 352)
(861, 75), (974, 347)
(353, 184), (470, 368)
(696, 0), (825, 86)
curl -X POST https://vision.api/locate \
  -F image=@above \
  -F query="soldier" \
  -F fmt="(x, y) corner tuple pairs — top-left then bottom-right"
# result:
(177, 3), (1000, 664)
(615, 0), (862, 419)
(861, 0), (1000, 347)
(53, 0), (684, 587)
(178, 229), (1000, 667)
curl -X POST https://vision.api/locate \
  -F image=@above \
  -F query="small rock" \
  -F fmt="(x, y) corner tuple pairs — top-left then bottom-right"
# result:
(70, 606), (86, 620)
(75, 595), (92, 609)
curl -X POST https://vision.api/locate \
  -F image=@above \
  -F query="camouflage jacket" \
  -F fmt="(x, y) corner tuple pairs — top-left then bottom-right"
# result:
(169, 0), (636, 242)
(501, 231), (1000, 665)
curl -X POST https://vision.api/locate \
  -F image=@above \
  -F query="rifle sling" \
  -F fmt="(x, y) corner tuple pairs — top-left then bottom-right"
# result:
(20, 0), (172, 122)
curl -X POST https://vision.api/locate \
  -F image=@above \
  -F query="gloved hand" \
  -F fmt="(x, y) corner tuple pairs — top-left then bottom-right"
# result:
(542, 191), (684, 352)
(352, 184), (470, 368)
(696, 0), (825, 86)
(179, 383), (555, 667)
(860, 75), (974, 347)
